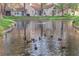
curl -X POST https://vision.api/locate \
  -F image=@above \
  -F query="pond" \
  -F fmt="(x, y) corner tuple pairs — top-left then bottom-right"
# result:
(2, 19), (79, 56)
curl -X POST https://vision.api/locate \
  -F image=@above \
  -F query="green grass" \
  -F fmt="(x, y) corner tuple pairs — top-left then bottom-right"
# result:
(74, 22), (79, 26)
(73, 19), (79, 26)
(70, 16), (79, 26)
(0, 16), (79, 30)
(0, 19), (14, 29)
(3, 16), (72, 19)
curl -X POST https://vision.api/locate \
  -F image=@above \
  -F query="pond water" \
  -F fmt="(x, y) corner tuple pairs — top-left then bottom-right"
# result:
(2, 20), (79, 56)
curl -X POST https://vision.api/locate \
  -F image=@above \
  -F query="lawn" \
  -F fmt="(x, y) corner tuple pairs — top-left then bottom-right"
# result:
(0, 16), (79, 30)
(0, 19), (15, 29)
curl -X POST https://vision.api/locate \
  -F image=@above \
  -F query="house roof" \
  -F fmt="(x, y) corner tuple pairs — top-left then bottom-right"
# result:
(3, 3), (54, 11)
(31, 3), (54, 10)
(15, 7), (25, 11)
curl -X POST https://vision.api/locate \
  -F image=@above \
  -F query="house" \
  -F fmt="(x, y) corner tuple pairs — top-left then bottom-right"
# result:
(4, 6), (27, 16)
(11, 7), (26, 16)
(3, 3), (78, 16)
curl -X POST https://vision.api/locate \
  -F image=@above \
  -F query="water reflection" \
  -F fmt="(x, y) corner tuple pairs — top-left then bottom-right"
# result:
(2, 20), (79, 56)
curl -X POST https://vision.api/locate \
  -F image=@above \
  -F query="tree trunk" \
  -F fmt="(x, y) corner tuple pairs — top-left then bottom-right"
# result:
(3, 3), (7, 16)
(39, 3), (43, 16)
(62, 8), (64, 16)
(67, 8), (69, 14)
(0, 11), (3, 19)
(52, 10), (54, 16)
(23, 3), (26, 16)
(0, 4), (3, 19)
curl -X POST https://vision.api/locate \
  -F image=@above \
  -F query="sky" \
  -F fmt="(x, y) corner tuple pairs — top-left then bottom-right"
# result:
(0, 0), (79, 3)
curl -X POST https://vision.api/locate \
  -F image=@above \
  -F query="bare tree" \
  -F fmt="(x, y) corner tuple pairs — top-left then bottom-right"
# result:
(39, 3), (44, 16)
(3, 3), (7, 16)
(23, 3), (26, 16)
(0, 4), (3, 19)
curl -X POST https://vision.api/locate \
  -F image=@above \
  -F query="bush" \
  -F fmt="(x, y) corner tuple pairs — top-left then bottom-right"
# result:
(64, 13), (71, 16)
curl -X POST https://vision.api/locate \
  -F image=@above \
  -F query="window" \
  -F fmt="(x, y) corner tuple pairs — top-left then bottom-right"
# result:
(15, 12), (19, 15)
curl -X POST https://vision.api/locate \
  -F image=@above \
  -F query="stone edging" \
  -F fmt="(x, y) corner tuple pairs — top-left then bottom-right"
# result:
(3, 22), (16, 34)
(73, 24), (79, 30)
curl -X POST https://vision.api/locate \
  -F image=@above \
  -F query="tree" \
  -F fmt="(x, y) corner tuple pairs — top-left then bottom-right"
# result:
(0, 4), (3, 19)
(55, 3), (66, 16)
(3, 3), (7, 16)
(40, 3), (53, 16)
(39, 3), (48, 16)
(23, 3), (26, 16)
(67, 3), (79, 16)
(39, 3), (44, 16)
(52, 7), (56, 16)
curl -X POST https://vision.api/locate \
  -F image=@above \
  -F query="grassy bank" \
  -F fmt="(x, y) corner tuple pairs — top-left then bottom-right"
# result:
(0, 16), (79, 30)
